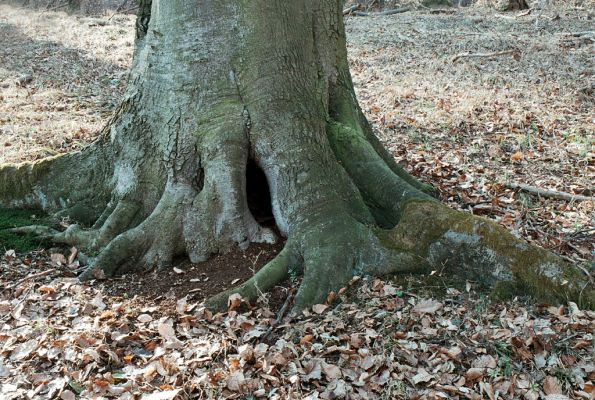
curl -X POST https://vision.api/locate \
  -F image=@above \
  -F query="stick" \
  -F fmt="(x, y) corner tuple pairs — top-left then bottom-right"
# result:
(343, 4), (361, 15)
(116, 0), (130, 12)
(2, 268), (58, 292)
(452, 49), (519, 62)
(427, 8), (457, 14)
(262, 289), (295, 342)
(563, 31), (594, 37)
(42, 2), (69, 12)
(505, 182), (595, 202)
(352, 6), (411, 16)
(108, 5), (139, 20)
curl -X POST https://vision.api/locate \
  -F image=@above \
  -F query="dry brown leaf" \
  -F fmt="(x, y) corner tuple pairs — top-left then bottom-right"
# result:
(303, 360), (322, 382)
(465, 367), (484, 382)
(322, 362), (342, 380)
(51, 253), (67, 265)
(140, 389), (182, 400)
(510, 151), (524, 162)
(543, 376), (563, 395)
(312, 304), (328, 314)
(227, 293), (242, 311)
(300, 334), (314, 345)
(226, 371), (245, 391)
(411, 368), (433, 384)
(412, 299), (443, 314)
(137, 314), (153, 323)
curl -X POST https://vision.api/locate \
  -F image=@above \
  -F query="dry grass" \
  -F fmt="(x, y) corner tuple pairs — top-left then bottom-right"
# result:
(0, 4), (134, 163)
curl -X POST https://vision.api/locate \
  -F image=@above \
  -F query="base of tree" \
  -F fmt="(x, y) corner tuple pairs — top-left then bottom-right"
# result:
(1, 0), (592, 313)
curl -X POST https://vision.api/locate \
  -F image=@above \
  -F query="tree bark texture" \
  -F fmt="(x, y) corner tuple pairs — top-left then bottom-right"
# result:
(0, 0), (592, 311)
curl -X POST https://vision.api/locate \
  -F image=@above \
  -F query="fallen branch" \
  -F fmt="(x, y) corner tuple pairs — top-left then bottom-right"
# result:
(352, 6), (411, 16)
(516, 8), (533, 17)
(2, 268), (59, 292)
(505, 182), (595, 202)
(342, 4), (362, 15)
(562, 31), (594, 38)
(427, 8), (456, 14)
(108, 5), (139, 20)
(43, 1), (69, 12)
(452, 49), (519, 62)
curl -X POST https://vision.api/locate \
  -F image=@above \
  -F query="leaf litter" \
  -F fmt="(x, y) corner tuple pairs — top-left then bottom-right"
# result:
(1, 254), (594, 399)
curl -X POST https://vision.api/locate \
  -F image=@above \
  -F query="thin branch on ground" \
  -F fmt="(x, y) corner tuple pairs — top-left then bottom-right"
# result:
(562, 31), (594, 37)
(43, 2), (69, 12)
(505, 182), (595, 202)
(351, 6), (411, 17)
(427, 8), (457, 14)
(343, 4), (362, 15)
(108, 5), (139, 21)
(452, 49), (519, 62)
(516, 8), (533, 17)
(2, 268), (59, 292)
(263, 288), (295, 342)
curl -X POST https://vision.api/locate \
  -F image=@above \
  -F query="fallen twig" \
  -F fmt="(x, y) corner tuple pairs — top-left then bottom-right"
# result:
(516, 8), (533, 17)
(562, 31), (594, 38)
(263, 289), (295, 342)
(2, 268), (58, 292)
(427, 8), (456, 14)
(352, 6), (411, 16)
(452, 49), (519, 62)
(505, 182), (595, 202)
(108, 5), (139, 20)
(42, 1), (69, 13)
(343, 4), (362, 15)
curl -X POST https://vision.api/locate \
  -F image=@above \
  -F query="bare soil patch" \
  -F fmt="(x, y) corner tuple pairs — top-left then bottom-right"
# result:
(102, 241), (287, 307)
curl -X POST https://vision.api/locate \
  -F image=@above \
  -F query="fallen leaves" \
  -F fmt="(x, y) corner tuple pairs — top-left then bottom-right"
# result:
(412, 298), (443, 314)
(1, 254), (593, 400)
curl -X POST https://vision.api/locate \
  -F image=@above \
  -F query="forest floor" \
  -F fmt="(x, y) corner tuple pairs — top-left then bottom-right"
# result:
(1, 3), (594, 400)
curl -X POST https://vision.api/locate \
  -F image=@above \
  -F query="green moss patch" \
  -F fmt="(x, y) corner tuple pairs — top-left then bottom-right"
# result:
(0, 208), (51, 253)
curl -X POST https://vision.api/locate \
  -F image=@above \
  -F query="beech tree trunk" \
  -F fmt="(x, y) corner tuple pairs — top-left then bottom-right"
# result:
(0, 0), (592, 311)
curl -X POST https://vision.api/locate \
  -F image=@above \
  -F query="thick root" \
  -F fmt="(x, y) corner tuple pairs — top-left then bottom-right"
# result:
(205, 200), (593, 312)
(327, 121), (433, 227)
(382, 200), (594, 309)
(0, 140), (112, 216)
(204, 246), (294, 310)
(184, 121), (276, 262)
(79, 180), (194, 279)
(204, 216), (420, 313)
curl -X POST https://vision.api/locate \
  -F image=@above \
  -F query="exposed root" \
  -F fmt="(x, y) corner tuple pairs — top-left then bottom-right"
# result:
(383, 200), (595, 309)
(327, 121), (433, 226)
(0, 141), (112, 215)
(204, 216), (422, 313)
(184, 124), (276, 263)
(204, 198), (593, 312)
(204, 245), (294, 310)
(329, 64), (437, 198)
(79, 180), (195, 279)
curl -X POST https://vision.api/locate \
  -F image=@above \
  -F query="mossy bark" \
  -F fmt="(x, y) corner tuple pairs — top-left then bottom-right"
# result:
(0, 0), (591, 311)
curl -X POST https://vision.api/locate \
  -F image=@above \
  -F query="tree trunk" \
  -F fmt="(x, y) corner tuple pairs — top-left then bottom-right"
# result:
(0, 0), (592, 311)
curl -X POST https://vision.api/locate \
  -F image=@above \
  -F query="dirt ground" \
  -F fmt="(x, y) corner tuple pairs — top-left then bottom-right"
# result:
(0, 3), (594, 399)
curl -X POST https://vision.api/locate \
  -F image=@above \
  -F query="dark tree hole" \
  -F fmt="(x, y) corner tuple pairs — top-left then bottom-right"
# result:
(246, 159), (275, 228)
